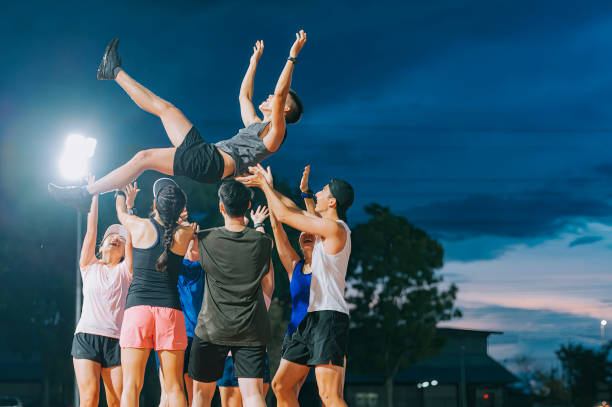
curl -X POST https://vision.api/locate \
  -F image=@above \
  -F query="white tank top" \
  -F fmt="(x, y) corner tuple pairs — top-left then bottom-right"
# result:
(307, 220), (351, 314)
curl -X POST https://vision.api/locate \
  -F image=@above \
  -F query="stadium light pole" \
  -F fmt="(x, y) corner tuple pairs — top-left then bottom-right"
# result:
(59, 134), (97, 407)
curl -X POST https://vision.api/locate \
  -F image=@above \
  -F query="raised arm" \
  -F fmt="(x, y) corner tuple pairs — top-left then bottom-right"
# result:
(269, 211), (300, 280)
(241, 165), (343, 242)
(124, 230), (133, 274)
(299, 165), (318, 216)
(80, 176), (99, 268)
(239, 40), (264, 127)
(116, 182), (142, 235)
(263, 30), (307, 152)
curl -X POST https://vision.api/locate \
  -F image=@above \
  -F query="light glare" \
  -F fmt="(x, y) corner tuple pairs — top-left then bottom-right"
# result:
(59, 134), (97, 180)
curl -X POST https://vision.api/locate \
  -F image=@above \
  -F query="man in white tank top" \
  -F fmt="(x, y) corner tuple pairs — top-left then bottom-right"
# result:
(238, 164), (354, 407)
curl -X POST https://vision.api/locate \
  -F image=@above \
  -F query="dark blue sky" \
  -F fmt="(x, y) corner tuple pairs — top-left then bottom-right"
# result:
(2, 0), (612, 369)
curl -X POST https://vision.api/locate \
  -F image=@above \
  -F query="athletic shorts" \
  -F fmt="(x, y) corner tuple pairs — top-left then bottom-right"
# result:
(217, 353), (271, 387)
(282, 310), (348, 367)
(119, 305), (188, 351)
(188, 335), (267, 382)
(71, 333), (121, 368)
(154, 336), (193, 374)
(173, 126), (225, 183)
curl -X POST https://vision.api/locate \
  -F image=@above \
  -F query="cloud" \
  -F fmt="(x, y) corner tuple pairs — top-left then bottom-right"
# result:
(569, 236), (604, 248)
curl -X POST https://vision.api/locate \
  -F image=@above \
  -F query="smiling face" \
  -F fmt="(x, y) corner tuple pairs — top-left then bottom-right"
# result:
(100, 233), (126, 258)
(299, 231), (315, 257)
(314, 184), (335, 215)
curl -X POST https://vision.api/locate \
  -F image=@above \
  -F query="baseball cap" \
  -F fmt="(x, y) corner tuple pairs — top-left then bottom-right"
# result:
(153, 177), (179, 199)
(102, 224), (126, 243)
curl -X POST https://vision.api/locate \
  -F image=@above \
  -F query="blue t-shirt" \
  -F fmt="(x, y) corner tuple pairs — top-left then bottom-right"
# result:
(287, 261), (312, 335)
(177, 259), (205, 337)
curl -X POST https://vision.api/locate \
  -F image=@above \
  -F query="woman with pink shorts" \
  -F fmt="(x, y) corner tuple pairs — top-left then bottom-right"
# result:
(116, 178), (196, 407)
(72, 176), (133, 407)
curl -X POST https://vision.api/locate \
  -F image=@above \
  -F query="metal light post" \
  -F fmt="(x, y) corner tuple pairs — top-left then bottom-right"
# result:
(601, 320), (607, 342)
(59, 134), (96, 407)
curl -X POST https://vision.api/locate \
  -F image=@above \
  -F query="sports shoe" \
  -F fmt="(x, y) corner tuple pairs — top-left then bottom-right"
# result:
(97, 38), (122, 80)
(48, 183), (93, 213)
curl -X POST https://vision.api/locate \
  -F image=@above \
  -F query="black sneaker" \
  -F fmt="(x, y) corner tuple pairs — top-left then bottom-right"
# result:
(97, 38), (122, 80)
(48, 183), (93, 213)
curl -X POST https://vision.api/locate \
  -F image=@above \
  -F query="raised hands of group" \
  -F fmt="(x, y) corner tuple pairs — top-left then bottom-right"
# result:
(178, 208), (199, 234)
(124, 182), (140, 209)
(250, 205), (270, 225)
(236, 164), (273, 189)
(250, 40), (264, 65)
(290, 30), (307, 58)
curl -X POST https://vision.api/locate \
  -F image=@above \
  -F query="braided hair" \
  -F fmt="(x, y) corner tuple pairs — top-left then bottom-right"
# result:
(154, 184), (187, 273)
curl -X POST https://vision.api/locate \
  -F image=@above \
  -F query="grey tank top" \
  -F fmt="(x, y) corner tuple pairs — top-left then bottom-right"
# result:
(215, 122), (280, 176)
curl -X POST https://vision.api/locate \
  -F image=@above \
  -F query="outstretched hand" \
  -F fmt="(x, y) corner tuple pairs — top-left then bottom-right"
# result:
(124, 182), (140, 208)
(251, 205), (270, 225)
(290, 30), (307, 58)
(299, 165), (310, 193)
(250, 40), (264, 64)
(237, 164), (273, 189)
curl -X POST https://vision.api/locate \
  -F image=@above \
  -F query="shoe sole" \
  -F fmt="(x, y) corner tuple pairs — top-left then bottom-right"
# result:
(97, 38), (119, 80)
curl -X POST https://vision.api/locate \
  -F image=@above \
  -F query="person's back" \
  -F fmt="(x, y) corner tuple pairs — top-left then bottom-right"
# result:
(188, 179), (274, 407)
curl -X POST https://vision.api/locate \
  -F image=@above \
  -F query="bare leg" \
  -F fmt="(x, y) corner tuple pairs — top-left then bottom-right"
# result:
(158, 367), (168, 407)
(73, 358), (102, 407)
(101, 365), (123, 407)
(314, 362), (347, 407)
(219, 386), (242, 407)
(184, 374), (194, 407)
(272, 359), (309, 407)
(191, 381), (216, 407)
(158, 350), (187, 407)
(237, 378), (265, 407)
(115, 70), (193, 147)
(87, 148), (175, 194)
(121, 348), (150, 407)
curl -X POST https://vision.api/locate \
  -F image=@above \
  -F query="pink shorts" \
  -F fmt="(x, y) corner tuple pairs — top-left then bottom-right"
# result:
(120, 305), (188, 351)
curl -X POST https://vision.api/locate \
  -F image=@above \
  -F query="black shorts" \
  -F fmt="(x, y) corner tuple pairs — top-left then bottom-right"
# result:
(173, 126), (225, 183)
(71, 333), (121, 368)
(154, 336), (193, 374)
(188, 335), (267, 382)
(282, 311), (348, 367)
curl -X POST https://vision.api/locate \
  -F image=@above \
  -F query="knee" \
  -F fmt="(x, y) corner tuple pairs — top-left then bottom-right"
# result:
(157, 100), (179, 119)
(79, 387), (99, 407)
(272, 377), (290, 397)
(132, 149), (155, 169)
(318, 388), (342, 405)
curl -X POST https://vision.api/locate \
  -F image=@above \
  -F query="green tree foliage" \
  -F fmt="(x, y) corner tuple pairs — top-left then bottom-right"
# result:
(556, 341), (612, 407)
(346, 204), (461, 407)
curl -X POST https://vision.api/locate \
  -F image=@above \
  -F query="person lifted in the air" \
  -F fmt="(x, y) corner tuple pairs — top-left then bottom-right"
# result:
(50, 30), (306, 213)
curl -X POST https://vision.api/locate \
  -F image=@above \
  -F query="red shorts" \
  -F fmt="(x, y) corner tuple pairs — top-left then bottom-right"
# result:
(120, 305), (188, 351)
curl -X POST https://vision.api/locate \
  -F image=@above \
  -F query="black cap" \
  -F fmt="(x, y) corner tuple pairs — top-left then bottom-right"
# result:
(153, 178), (179, 199)
(329, 178), (354, 221)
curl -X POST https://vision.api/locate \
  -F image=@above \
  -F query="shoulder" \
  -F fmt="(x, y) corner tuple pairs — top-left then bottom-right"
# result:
(197, 227), (222, 241)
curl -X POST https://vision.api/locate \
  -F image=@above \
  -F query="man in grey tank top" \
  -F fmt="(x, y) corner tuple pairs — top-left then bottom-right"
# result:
(49, 31), (307, 214)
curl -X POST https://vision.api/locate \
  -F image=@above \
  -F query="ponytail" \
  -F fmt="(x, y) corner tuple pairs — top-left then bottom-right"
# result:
(154, 185), (186, 272)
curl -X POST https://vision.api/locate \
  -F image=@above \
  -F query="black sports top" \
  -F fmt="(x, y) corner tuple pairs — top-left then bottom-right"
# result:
(125, 218), (184, 310)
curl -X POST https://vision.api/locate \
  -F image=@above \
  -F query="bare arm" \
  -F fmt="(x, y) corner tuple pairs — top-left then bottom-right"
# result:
(124, 230), (133, 275)
(80, 192), (99, 269)
(299, 165), (318, 216)
(263, 30), (307, 153)
(262, 259), (275, 302)
(116, 186), (142, 236)
(239, 40), (264, 127)
(269, 212), (300, 280)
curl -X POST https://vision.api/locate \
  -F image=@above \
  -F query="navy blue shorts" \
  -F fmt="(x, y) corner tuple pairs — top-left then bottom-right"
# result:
(216, 354), (270, 387)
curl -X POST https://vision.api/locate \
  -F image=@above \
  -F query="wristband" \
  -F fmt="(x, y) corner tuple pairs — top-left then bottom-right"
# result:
(127, 207), (136, 216)
(254, 222), (265, 229)
(288, 56), (297, 64)
(114, 190), (126, 199)
(301, 191), (314, 199)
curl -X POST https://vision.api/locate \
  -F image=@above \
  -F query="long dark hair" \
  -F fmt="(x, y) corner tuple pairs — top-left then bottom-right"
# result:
(154, 185), (187, 272)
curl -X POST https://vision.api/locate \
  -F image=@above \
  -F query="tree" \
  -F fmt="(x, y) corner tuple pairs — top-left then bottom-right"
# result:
(556, 341), (612, 407)
(346, 204), (461, 407)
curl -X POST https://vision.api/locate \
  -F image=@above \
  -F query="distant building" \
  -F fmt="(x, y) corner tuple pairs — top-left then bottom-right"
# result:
(340, 328), (518, 407)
